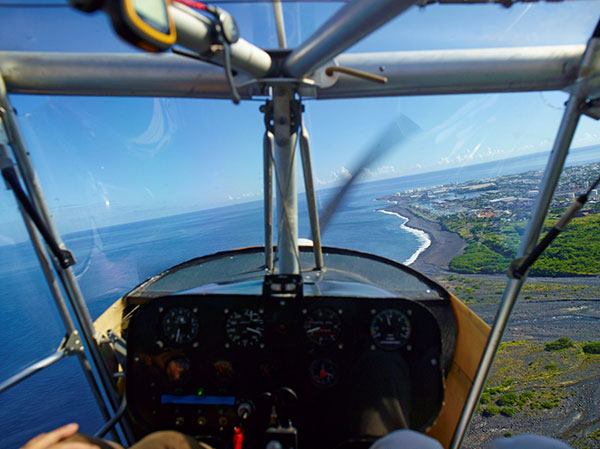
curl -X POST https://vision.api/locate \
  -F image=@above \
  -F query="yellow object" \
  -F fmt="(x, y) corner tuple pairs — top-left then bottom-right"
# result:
(426, 293), (490, 448)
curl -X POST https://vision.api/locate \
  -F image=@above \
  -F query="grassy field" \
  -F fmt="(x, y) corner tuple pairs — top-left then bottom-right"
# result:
(466, 338), (600, 448)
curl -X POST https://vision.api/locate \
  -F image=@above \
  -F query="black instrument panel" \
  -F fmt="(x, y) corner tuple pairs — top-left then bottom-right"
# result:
(126, 294), (445, 449)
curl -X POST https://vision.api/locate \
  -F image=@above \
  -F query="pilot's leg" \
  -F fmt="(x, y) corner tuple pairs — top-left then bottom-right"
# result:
(369, 430), (443, 449)
(64, 431), (211, 449)
(130, 431), (211, 449)
(337, 352), (411, 440)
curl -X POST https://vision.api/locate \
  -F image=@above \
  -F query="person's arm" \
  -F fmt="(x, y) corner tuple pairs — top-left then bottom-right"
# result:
(20, 423), (100, 449)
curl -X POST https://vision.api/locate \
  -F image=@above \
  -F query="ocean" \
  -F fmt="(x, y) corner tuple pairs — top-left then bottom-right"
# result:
(1, 146), (598, 447)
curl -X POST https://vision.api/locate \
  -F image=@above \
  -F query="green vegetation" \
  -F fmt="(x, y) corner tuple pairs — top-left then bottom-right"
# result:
(449, 242), (510, 274)
(484, 405), (500, 416)
(477, 339), (600, 425)
(582, 342), (600, 354)
(480, 391), (491, 404)
(501, 407), (517, 417)
(443, 213), (600, 276)
(545, 337), (574, 351)
(519, 391), (534, 401)
(497, 392), (519, 406)
(589, 428), (600, 442)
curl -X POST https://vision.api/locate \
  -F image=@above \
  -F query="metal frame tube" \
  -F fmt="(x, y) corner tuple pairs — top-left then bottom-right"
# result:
(264, 131), (275, 271)
(0, 350), (66, 394)
(272, 0), (287, 49)
(317, 45), (584, 98)
(299, 120), (324, 270)
(450, 77), (588, 449)
(171, 4), (272, 77)
(0, 52), (247, 99)
(1, 145), (117, 435)
(0, 76), (134, 444)
(273, 87), (299, 274)
(284, 0), (416, 78)
(0, 46), (583, 99)
(95, 396), (128, 439)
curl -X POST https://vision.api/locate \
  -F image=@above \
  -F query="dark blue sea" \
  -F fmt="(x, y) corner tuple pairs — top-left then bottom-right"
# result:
(0, 146), (597, 448)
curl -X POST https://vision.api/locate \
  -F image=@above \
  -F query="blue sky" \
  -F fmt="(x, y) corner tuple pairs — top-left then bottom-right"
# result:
(1, 0), (600, 240)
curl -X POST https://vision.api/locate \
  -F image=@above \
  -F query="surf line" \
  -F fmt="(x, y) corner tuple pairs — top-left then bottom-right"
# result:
(378, 209), (431, 266)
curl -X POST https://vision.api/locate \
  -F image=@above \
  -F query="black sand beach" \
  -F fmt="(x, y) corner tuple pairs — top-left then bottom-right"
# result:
(384, 205), (467, 274)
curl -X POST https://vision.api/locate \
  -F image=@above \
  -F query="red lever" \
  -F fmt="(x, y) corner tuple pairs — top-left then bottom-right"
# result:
(172, 0), (208, 11)
(233, 426), (244, 449)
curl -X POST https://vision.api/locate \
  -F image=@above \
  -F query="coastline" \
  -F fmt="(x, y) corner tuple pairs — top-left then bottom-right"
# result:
(382, 204), (467, 274)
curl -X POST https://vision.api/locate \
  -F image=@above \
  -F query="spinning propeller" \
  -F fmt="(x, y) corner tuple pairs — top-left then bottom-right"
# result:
(316, 114), (421, 236)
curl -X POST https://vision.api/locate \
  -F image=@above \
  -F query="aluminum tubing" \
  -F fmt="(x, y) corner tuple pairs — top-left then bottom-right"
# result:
(284, 0), (416, 78)
(316, 45), (584, 98)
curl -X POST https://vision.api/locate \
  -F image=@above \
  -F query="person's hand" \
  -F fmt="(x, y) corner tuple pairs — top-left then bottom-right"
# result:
(20, 423), (100, 449)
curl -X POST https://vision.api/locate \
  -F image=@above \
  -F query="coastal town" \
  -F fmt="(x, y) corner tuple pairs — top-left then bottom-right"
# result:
(377, 161), (600, 222)
(373, 161), (600, 448)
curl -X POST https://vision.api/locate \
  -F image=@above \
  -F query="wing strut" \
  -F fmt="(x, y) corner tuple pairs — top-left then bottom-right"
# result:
(299, 115), (324, 270)
(263, 129), (275, 272)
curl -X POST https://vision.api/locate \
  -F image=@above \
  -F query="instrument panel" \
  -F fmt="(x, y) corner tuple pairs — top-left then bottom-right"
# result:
(126, 294), (445, 449)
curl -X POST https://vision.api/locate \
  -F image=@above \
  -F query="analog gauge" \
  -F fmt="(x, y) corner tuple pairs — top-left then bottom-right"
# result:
(166, 357), (191, 383)
(225, 308), (264, 347)
(308, 359), (338, 388)
(304, 308), (342, 347)
(162, 307), (200, 344)
(213, 360), (234, 383)
(370, 309), (411, 350)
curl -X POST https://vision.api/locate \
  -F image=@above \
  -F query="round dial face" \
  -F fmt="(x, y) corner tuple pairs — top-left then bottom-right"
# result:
(308, 359), (338, 388)
(370, 309), (411, 350)
(225, 308), (264, 347)
(304, 308), (342, 347)
(161, 307), (199, 344)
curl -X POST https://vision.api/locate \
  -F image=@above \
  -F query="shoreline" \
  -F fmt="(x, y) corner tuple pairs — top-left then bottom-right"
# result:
(378, 209), (431, 265)
(382, 204), (467, 273)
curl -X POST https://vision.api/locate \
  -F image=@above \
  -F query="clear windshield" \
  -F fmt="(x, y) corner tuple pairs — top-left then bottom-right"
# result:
(1, 1), (600, 448)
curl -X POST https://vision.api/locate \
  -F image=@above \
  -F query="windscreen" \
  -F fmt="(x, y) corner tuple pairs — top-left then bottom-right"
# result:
(1, 1), (600, 448)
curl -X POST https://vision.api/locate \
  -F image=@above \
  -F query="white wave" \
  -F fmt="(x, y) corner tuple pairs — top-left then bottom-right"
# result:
(378, 209), (431, 266)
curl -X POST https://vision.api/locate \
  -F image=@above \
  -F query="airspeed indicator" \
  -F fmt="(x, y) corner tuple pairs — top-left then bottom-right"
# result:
(226, 308), (264, 348)
(370, 309), (411, 350)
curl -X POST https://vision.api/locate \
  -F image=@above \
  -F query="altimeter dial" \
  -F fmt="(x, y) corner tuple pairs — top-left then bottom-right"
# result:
(162, 307), (200, 344)
(304, 308), (342, 347)
(226, 308), (264, 347)
(370, 309), (411, 350)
